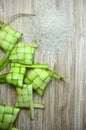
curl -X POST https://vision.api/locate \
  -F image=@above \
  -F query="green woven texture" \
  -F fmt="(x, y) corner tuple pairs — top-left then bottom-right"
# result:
(24, 69), (53, 95)
(10, 128), (19, 130)
(0, 24), (22, 51)
(16, 84), (33, 107)
(9, 42), (37, 65)
(0, 104), (20, 130)
(16, 84), (34, 119)
(6, 63), (26, 87)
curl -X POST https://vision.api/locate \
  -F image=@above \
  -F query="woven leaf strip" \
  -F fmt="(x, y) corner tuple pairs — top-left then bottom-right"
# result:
(0, 104), (20, 130)
(9, 42), (37, 65)
(16, 84), (34, 119)
(6, 63), (26, 87)
(0, 24), (22, 51)
(24, 68), (53, 95)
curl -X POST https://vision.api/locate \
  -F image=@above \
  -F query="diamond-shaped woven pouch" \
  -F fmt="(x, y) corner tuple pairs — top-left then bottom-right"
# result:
(16, 84), (34, 119)
(9, 42), (37, 65)
(16, 84), (33, 107)
(24, 69), (53, 95)
(0, 104), (20, 130)
(0, 24), (22, 51)
(6, 63), (26, 87)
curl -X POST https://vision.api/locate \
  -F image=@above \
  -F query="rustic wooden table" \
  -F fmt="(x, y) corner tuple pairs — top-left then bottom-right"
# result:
(0, 0), (86, 130)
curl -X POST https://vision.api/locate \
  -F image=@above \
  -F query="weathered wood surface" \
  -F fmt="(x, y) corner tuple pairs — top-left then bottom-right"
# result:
(0, 0), (86, 130)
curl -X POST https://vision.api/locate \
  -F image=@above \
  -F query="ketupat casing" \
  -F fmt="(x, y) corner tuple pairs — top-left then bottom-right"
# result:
(9, 42), (37, 65)
(0, 24), (22, 72)
(24, 68), (53, 96)
(15, 84), (44, 119)
(16, 84), (34, 108)
(24, 67), (64, 96)
(6, 63), (26, 87)
(0, 104), (20, 130)
(16, 84), (35, 119)
(0, 24), (22, 51)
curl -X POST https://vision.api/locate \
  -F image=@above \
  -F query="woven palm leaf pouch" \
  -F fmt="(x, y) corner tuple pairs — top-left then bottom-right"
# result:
(24, 68), (64, 96)
(16, 84), (34, 119)
(24, 68), (54, 96)
(0, 104), (20, 130)
(0, 23), (22, 71)
(16, 84), (44, 119)
(6, 63), (26, 87)
(0, 24), (22, 52)
(9, 42), (37, 65)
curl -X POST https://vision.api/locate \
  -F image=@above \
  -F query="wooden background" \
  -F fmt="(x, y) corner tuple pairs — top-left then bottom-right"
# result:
(0, 0), (86, 130)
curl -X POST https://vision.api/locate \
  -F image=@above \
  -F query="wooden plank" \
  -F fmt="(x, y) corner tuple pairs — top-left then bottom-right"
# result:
(0, 0), (86, 130)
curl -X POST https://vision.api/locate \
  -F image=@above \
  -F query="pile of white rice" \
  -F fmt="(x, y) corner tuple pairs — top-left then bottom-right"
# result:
(27, 6), (73, 51)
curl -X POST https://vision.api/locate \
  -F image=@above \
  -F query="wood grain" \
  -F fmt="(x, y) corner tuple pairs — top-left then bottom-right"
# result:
(0, 0), (86, 130)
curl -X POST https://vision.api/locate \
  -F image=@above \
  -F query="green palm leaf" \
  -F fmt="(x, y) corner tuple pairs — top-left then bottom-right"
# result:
(0, 104), (20, 130)
(24, 68), (53, 95)
(0, 24), (22, 51)
(9, 42), (37, 65)
(0, 24), (22, 71)
(24, 66), (64, 95)
(6, 63), (26, 87)
(16, 84), (44, 119)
